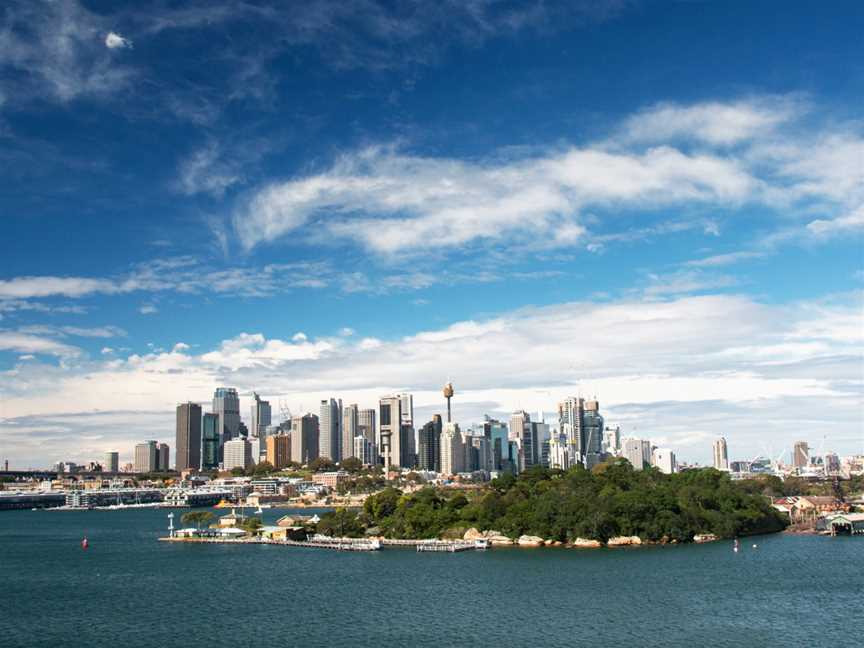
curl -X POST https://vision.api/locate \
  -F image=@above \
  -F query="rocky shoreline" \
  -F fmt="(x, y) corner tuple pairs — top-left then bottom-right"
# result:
(460, 527), (722, 548)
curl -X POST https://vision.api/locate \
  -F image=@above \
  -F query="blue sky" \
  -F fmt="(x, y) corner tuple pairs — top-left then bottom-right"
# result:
(0, 0), (862, 468)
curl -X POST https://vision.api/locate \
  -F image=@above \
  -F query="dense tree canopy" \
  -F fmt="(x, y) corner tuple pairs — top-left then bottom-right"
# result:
(358, 462), (788, 542)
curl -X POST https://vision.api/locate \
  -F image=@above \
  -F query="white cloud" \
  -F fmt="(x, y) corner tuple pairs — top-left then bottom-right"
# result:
(177, 141), (241, 197)
(104, 32), (132, 49)
(138, 304), (158, 315)
(1, 292), (860, 465)
(622, 97), (800, 145)
(235, 144), (754, 253)
(806, 206), (864, 236)
(684, 251), (767, 267)
(0, 332), (80, 358)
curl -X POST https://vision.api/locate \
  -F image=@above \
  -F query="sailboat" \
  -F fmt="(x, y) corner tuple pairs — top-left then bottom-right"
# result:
(81, 537), (89, 550)
(733, 538), (740, 553)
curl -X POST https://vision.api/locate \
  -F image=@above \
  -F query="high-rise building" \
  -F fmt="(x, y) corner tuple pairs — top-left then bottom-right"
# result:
(266, 434), (292, 469)
(603, 426), (621, 455)
(212, 387), (241, 457)
(652, 448), (677, 474)
(354, 435), (377, 466)
(582, 400), (604, 467)
(793, 441), (810, 469)
(251, 392), (272, 439)
(319, 398), (343, 462)
(558, 397), (585, 467)
(291, 414), (319, 465)
(469, 435), (493, 472)
(156, 443), (170, 472)
(201, 413), (220, 470)
(482, 417), (512, 472)
(175, 402), (202, 471)
(358, 408), (376, 443)
(623, 438), (651, 470)
(533, 420), (551, 468)
(223, 437), (252, 471)
(342, 404), (359, 461)
(509, 410), (535, 470)
(133, 441), (158, 473)
(103, 451), (119, 473)
(418, 415), (442, 472)
(440, 422), (464, 475)
(379, 395), (414, 470)
(713, 438), (729, 471)
(548, 430), (569, 470)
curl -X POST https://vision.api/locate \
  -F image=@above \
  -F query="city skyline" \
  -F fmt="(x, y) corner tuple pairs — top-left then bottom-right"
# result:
(1, 2), (862, 468)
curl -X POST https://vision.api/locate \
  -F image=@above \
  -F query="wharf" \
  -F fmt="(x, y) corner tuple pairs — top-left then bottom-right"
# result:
(159, 537), (381, 551)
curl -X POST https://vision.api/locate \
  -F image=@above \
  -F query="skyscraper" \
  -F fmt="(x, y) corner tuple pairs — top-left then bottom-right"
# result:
(509, 410), (534, 470)
(358, 408), (376, 443)
(133, 441), (157, 473)
(603, 426), (621, 455)
(483, 417), (512, 472)
(213, 387), (241, 458)
(558, 397), (603, 468)
(418, 415), (442, 472)
(291, 413), (319, 465)
(156, 443), (170, 472)
(266, 434), (291, 469)
(582, 400), (604, 467)
(342, 404), (359, 461)
(251, 392), (272, 438)
(793, 441), (810, 469)
(713, 438), (729, 471)
(319, 398), (343, 462)
(378, 395), (403, 471)
(201, 413), (220, 470)
(103, 451), (119, 473)
(440, 422), (464, 475)
(652, 448), (677, 474)
(354, 435), (377, 466)
(223, 437), (252, 471)
(175, 402), (202, 471)
(623, 438), (651, 470)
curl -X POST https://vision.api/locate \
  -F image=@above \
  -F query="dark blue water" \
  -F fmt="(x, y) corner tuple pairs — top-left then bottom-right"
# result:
(1, 508), (860, 647)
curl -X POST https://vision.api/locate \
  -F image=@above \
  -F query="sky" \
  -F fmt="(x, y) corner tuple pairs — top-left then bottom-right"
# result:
(0, 0), (862, 469)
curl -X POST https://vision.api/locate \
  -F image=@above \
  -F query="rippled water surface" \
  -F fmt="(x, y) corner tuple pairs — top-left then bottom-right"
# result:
(1, 508), (861, 647)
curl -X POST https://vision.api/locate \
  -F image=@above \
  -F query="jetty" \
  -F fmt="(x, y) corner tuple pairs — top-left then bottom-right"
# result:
(159, 536), (382, 551)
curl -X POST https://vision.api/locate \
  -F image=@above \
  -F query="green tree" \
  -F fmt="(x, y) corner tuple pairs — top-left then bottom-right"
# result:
(309, 457), (337, 473)
(340, 457), (363, 473)
(181, 511), (214, 529)
(316, 508), (364, 538)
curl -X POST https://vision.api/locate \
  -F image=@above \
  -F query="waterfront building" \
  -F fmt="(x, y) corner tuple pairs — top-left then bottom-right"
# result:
(418, 415), (442, 472)
(713, 438), (729, 471)
(224, 437), (253, 471)
(251, 392), (272, 438)
(358, 408), (376, 443)
(291, 413), (319, 465)
(266, 434), (292, 469)
(354, 435), (378, 466)
(201, 413), (220, 470)
(157, 443), (170, 472)
(623, 438), (651, 470)
(793, 441), (810, 469)
(440, 422), (464, 476)
(652, 448), (677, 474)
(342, 404), (359, 460)
(175, 402), (202, 471)
(212, 387), (241, 457)
(133, 441), (157, 473)
(319, 397), (343, 462)
(103, 451), (119, 473)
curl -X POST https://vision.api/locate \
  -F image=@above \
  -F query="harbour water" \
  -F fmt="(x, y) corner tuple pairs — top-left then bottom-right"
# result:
(1, 508), (861, 647)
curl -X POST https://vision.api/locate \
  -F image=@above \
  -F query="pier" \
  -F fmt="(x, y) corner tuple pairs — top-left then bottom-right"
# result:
(159, 536), (382, 551)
